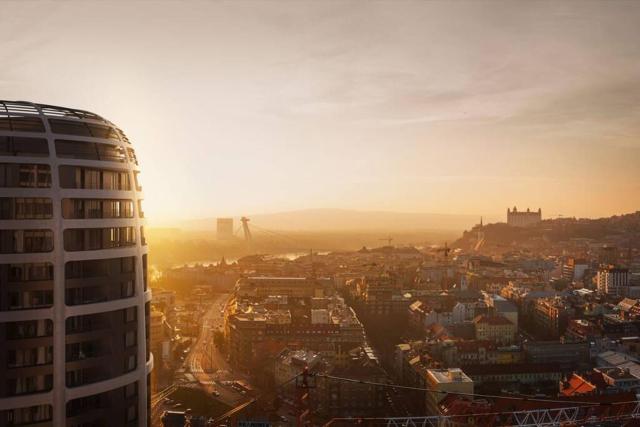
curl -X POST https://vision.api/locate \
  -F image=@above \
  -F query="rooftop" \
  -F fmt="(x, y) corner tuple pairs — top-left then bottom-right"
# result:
(427, 368), (473, 384)
(473, 314), (513, 326)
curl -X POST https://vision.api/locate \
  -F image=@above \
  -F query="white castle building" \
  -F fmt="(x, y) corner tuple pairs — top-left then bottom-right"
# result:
(507, 206), (542, 227)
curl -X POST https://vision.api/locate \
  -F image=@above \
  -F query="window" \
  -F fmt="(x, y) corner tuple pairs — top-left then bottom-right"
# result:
(55, 139), (127, 162)
(0, 116), (45, 133)
(0, 405), (52, 424)
(66, 392), (106, 416)
(127, 148), (138, 165)
(103, 170), (129, 190)
(49, 119), (120, 141)
(0, 163), (51, 188)
(0, 197), (53, 219)
(64, 227), (136, 251)
(59, 166), (130, 190)
(23, 230), (53, 252)
(125, 330), (136, 347)
(133, 171), (142, 191)
(6, 374), (53, 396)
(6, 289), (53, 310)
(84, 169), (100, 189)
(126, 404), (137, 422)
(49, 119), (121, 141)
(65, 267), (131, 308)
(140, 226), (146, 246)
(65, 256), (135, 285)
(125, 382), (137, 398)
(125, 307), (137, 323)
(137, 199), (144, 218)
(97, 143), (126, 162)
(49, 120), (89, 136)
(7, 346), (53, 368)
(0, 230), (53, 253)
(65, 286), (105, 305)
(125, 354), (136, 372)
(55, 140), (98, 159)
(121, 256), (135, 273)
(3, 263), (53, 282)
(6, 320), (53, 339)
(66, 340), (99, 362)
(87, 123), (120, 140)
(62, 198), (134, 219)
(122, 280), (134, 298)
(142, 254), (148, 291)
(0, 136), (49, 157)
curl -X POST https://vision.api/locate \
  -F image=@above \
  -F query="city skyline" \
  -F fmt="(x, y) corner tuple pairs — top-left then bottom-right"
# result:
(3, 2), (640, 425)
(1, 0), (639, 225)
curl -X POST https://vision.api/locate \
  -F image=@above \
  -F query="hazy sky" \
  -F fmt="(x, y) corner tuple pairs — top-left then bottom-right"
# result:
(1, 1), (639, 224)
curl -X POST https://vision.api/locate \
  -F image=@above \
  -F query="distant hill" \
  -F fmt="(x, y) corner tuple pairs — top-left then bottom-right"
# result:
(181, 208), (495, 232)
(454, 211), (640, 251)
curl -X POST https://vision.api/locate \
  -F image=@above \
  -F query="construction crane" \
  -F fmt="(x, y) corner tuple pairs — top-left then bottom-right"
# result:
(436, 242), (451, 260)
(379, 236), (393, 246)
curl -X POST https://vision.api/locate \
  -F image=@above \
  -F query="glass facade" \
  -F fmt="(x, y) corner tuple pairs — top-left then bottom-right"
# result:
(63, 227), (136, 251)
(65, 308), (139, 388)
(0, 197), (53, 219)
(66, 382), (138, 427)
(55, 139), (128, 163)
(65, 257), (136, 305)
(0, 263), (54, 311)
(59, 166), (131, 190)
(0, 136), (49, 157)
(0, 163), (51, 188)
(62, 198), (134, 219)
(0, 230), (54, 254)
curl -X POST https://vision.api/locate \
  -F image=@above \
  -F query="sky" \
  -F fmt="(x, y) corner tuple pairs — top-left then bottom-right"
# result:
(1, 0), (639, 225)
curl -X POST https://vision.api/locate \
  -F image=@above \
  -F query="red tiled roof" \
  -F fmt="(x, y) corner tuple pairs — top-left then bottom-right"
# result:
(560, 374), (596, 397)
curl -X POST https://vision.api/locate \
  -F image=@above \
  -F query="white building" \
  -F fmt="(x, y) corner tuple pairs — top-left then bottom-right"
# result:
(424, 368), (474, 415)
(597, 265), (631, 296)
(507, 206), (542, 227)
(0, 101), (151, 426)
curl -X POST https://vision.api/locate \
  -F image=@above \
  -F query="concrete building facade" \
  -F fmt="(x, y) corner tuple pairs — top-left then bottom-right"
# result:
(0, 101), (151, 426)
(597, 265), (631, 297)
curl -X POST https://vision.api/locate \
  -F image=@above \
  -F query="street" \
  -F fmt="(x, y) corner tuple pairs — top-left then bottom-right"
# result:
(153, 293), (253, 426)
(184, 293), (249, 406)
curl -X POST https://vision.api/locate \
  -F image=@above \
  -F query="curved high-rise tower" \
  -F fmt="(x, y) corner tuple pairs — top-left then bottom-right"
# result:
(0, 101), (151, 426)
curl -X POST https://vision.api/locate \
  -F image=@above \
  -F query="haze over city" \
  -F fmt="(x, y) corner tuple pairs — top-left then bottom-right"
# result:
(1, 0), (639, 226)
(5, 1), (640, 427)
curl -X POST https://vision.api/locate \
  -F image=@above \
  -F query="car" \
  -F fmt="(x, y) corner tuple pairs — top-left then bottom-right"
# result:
(280, 415), (288, 422)
(211, 390), (220, 397)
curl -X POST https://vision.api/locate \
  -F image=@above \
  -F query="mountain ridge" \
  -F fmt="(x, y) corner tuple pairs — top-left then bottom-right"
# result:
(178, 208), (497, 232)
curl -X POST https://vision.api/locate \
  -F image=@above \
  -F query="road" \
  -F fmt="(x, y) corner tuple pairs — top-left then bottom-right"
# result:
(183, 292), (249, 406)
(153, 293), (252, 426)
